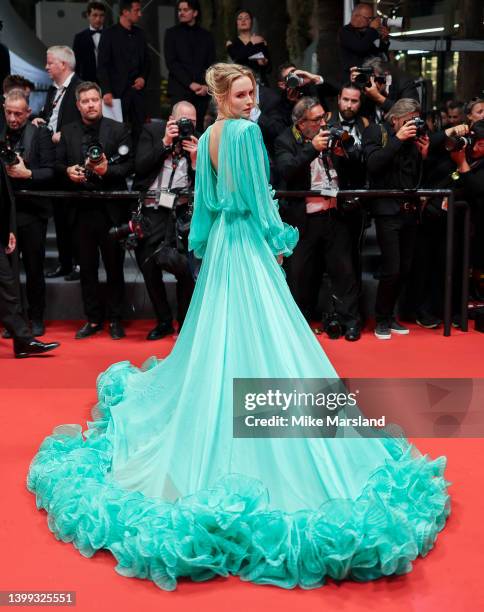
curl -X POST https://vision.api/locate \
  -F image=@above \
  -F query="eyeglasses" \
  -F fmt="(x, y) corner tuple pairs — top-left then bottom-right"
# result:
(304, 113), (330, 123)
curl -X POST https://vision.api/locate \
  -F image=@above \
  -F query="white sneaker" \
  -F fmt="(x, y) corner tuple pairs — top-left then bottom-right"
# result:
(390, 320), (410, 335)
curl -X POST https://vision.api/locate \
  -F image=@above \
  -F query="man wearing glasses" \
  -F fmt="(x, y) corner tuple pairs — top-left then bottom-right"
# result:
(339, 3), (390, 79)
(274, 97), (361, 341)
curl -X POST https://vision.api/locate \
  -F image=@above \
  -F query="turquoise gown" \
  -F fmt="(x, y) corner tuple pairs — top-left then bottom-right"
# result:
(27, 119), (450, 591)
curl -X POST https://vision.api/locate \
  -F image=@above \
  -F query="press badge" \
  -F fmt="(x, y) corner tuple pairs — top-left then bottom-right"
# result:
(158, 191), (176, 209)
(320, 187), (339, 198)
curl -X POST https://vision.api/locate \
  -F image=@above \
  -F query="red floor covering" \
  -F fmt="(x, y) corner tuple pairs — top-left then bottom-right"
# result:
(1, 321), (482, 612)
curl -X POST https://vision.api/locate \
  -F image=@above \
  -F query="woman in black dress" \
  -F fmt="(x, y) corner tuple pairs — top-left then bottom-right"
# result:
(226, 9), (271, 84)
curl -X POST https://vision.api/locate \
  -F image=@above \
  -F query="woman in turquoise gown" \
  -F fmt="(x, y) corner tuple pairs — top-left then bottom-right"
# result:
(27, 64), (450, 591)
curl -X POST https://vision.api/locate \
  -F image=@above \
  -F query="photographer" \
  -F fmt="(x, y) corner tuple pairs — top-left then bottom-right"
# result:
(1, 89), (55, 337)
(362, 98), (429, 340)
(55, 81), (133, 340)
(260, 62), (338, 152)
(339, 3), (390, 78)
(0, 160), (59, 358)
(449, 120), (484, 306)
(133, 101), (197, 340)
(274, 97), (360, 341)
(328, 83), (370, 304)
(351, 57), (419, 124)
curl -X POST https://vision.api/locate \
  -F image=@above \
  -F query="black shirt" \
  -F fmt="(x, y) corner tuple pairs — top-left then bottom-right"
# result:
(226, 38), (271, 84)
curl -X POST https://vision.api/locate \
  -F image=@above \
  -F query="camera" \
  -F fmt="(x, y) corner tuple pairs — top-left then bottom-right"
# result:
(0, 141), (20, 166)
(285, 71), (304, 89)
(327, 126), (355, 150)
(86, 141), (104, 165)
(109, 210), (152, 249)
(405, 117), (427, 138)
(353, 67), (386, 89)
(175, 117), (195, 142)
(444, 135), (472, 152)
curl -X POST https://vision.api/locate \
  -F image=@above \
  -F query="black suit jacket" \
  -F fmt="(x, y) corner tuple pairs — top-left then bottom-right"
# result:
(0, 123), (55, 226)
(39, 74), (82, 132)
(97, 23), (150, 98)
(362, 121), (423, 215)
(133, 122), (195, 192)
(55, 117), (134, 225)
(73, 28), (103, 83)
(274, 126), (321, 235)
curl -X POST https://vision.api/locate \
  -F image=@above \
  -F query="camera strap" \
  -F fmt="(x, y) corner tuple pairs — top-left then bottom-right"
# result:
(154, 154), (180, 209)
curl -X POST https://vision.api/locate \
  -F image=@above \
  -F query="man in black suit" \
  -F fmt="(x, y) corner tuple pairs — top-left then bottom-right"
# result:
(164, 0), (215, 132)
(2, 89), (55, 337)
(134, 101), (197, 339)
(33, 45), (82, 281)
(73, 1), (106, 83)
(55, 81), (133, 340)
(97, 0), (150, 144)
(274, 97), (360, 341)
(0, 156), (59, 358)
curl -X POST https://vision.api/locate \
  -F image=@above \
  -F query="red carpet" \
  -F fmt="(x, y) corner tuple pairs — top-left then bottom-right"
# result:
(1, 321), (482, 612)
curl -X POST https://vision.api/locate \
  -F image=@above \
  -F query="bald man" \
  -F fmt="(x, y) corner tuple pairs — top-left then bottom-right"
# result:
(133, 101), (198, 340)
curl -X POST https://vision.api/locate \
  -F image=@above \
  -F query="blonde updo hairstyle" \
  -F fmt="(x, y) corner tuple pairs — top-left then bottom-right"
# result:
(205, 62), (256, 118)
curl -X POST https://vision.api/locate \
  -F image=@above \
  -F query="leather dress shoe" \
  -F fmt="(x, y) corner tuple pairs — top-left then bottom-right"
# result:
(46, 265), (71, 279)
(14, 337), (60, 358)
(109, 320), (126, 340)
(75, 322), (103, 339)
(146, 321), (175, 340)
(64, 265), (80, 282)
(345, 326), (361, 342)
(31, 320), (45, 337)
(325, 319), (342, 340)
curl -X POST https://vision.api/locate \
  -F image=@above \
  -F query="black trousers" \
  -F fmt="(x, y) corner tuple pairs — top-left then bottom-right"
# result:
(288, 212), (359, 326)
(134, 207), (194, 326)
(374, 213), (419, 323)
(121, 88), (145, 146)
(76, 207), (125, 324)
(0, 245), (30, 339)
(17, 218), (47, 321)
(52, 198), (78, 272)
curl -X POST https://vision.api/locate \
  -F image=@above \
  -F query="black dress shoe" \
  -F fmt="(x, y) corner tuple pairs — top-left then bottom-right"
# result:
(325, 319), (342, 340)
(146, 321), (175, 340)
(14, 337), (60, 358)
(64, 265), (80, 282)
(31, 320), (45, 337)
(109, 320), (126, 340)
(75, 322), (103, 339)
(345, 326), (361, 342)
(46, 265), (71, 279)
(2, 328), (12, 339)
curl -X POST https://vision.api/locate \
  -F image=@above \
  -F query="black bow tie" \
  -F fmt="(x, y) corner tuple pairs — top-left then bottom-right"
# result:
(90, 29), (102, 35)
(341, 120), (355, 127)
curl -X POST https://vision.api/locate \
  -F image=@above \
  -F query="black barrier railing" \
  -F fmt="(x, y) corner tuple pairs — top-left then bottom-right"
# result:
(15, 188), (468, 337)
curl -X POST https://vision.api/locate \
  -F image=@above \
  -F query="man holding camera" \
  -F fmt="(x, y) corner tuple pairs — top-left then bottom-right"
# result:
(56, 81), (133, 340)
(1, 89), (55, 337)
(339, 3), (390, 78)
(260, 62), (338, 153)
(363, 98), (429, 339)
(133, 101), (197, 339)
(351, 57), (419, 125)
(0, 158), (59, 358)
(328, 83), (370, 308)
(274, 97), (360, 341)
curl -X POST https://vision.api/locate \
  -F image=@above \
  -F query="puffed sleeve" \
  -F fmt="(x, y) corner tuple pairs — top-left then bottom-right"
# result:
(188, 132), (218, 259)
(233, 122), (298, 257)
